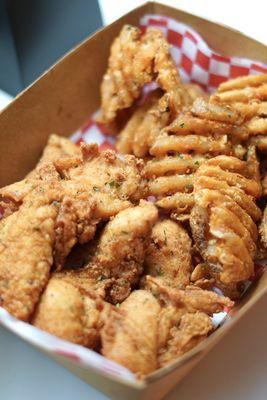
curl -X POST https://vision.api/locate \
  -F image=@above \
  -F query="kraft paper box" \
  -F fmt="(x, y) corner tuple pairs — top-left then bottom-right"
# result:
(0, 2), (267, 400)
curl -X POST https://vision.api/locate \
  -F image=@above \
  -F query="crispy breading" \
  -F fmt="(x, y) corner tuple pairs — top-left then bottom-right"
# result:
(144, 276), (232, 367)
(0, 184), (59, 321)
(145, 276), (233, 314)
(158, 311), (212, 367)
(190, 156), (261, 298)
(145, 219), (192, 288)
(32, 275), (104, 348)
(0, 135), (79, 218)
(92, 200), (158, 303)
(211, 74), (267, 151)
(101, 290), (161, 376)
(0, 143), (148, 320)
(100, 25), (190, 125)
(53, 201), (158, 304)
(27, 134), (80, 178)
(56, 143), (147, 211)
(64, 201), (158, 302)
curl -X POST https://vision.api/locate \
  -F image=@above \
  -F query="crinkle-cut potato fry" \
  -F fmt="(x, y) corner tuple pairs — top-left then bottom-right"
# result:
(190, 155), (261, 299)
(144, 219), (192, 288)
(211, 74), (267, 150)
(32, 275), (105, 348)
(116, 89), (165, 156)
(100, 25), (191, 126)
(0, 183), (59, 321)
(150, 133), (231, 156)
(156, 192), (195, 216)
(144, 155), (205, 177)
(218, 74), (267, 92)
(132, 93), (172, 157)
(116, 89), (161, 154)
(0, 134), (79, 218)
(214, 84), (267, 104)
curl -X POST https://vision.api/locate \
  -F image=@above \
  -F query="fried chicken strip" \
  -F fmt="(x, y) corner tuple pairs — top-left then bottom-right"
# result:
(55, 143), (147, 214)
(101, 290), (161, 375)
(58, 201), (158, 304)
(158, 311), (212, 367)
(27, 134), (80, 178)
(0, 184), (59, 320)
(0, 135), (79, 218)
(32, 275), (104, 348)
(145, 219), (192, 288)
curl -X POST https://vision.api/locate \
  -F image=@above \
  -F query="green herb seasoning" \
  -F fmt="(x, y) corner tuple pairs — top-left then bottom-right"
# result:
(163, 229), (167, 245)
(185, 183), (193, 191)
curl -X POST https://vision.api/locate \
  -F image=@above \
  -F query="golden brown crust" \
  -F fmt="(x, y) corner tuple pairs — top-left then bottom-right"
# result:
(211, 74), (267, 151)
(100, 25), (191, 126)
(158, 311), (212, 367)
(190, 156), (261, 297)
(145, 219), (192, 288)
(32, 275), (104, 348)
(101, 290), (161, 376)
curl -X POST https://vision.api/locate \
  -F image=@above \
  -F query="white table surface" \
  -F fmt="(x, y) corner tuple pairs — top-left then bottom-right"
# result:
(1, 2), (267, 399)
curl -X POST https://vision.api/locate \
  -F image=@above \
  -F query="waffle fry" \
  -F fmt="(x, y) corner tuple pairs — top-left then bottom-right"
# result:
(190, 155), (261, 298)
(211, 74), (267, 150)
(146, 99), (247, 219)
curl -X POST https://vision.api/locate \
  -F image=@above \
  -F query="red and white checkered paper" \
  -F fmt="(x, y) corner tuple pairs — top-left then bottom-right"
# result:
(1, 14), (267, 385)
(72, 14), (267, 148)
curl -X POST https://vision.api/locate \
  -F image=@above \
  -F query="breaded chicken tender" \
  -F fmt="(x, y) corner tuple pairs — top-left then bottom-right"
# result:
(101, 290), (161, 376)
(61, 201), (158, 304)
(144, 276), (233, 367)
(32, 275), (104, 348)
(145, 219), (192, 288)
(116, 89), (171, 157)
(0, 183), (59, 321)
(158, 311), (212, 367)
(145, 98), (252, 221)
(55, 143), (147, 216)
(190, 155), (261, 298)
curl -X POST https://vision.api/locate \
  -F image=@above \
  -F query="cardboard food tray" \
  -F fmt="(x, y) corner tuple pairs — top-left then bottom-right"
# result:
(0, 2), (267, 399)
